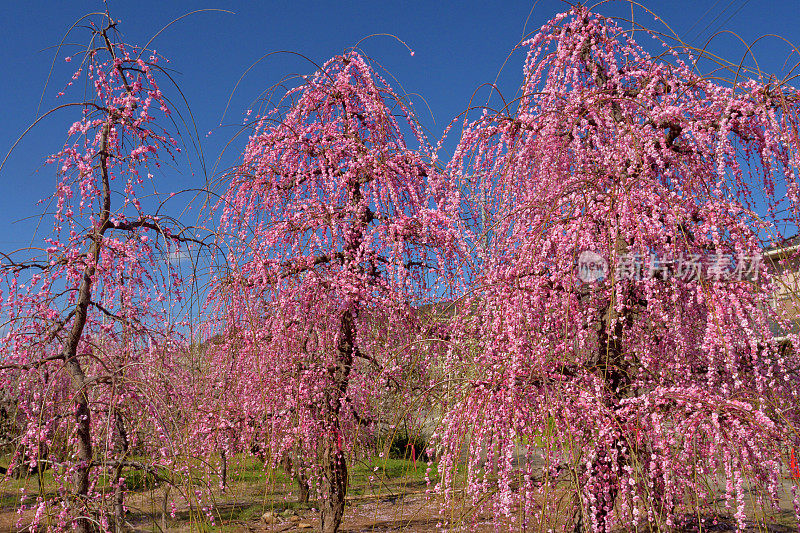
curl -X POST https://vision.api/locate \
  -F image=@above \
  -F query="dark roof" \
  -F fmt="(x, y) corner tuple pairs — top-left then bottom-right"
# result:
(764, 234), (800, 254)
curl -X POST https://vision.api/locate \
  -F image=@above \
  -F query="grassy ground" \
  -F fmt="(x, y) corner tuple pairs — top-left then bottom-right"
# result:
(0, 452), (439, 532)
(0, 453), (797, 532)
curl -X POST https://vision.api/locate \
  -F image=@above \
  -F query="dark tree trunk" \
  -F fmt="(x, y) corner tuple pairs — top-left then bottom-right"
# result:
(161, 485), (171, 532)
(65, 360), (93, 533)
(113, 411), (129, 533)
(317, 119), (372, 532)
(319, 438), (347, 533)
(112, 465), (125, 532)
(576, 296), (633, 533)
(64, 103), (113, 533)
(297, 467), (310, 504)
(318, 308), (355, 533)
(219, 448), (227, 492)
(283, 454), (310, 503)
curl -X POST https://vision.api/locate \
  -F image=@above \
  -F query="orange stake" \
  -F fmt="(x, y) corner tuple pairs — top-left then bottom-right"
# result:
(407, 443), (417, 471)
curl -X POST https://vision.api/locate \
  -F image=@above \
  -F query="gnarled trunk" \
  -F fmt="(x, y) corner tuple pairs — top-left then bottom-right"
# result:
(219, 448), (227, 492)
(113, 411), (129, 533)
(65, 356), (93, 533)
(283, 454), (310, 503)
(64, 93), (114, 533)
(319, 437), (348, 533)
(318, 308), (355, 533)
(576, 291), (633, 533)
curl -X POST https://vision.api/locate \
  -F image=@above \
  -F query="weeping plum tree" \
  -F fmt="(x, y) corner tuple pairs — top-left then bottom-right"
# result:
(206, 52), (460, 532)
(0, 15), (199, 532)
(439, 7), (800, 532)
(6, 5), (800, 533)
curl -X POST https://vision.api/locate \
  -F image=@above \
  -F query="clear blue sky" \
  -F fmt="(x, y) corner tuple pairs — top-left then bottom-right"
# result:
(1, 1), (798, 254)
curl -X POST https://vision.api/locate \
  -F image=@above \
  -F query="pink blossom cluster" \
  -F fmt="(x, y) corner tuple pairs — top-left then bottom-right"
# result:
(435, 7), (800, 532)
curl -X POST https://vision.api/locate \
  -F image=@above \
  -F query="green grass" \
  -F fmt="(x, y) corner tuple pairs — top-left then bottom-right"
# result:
(0, 451), (438, 532)
(0, 459), (59, 509)
(185, 456), (433, 532)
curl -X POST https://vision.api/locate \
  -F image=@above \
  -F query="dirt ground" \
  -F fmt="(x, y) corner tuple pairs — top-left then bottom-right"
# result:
(1, 470), (798, 532)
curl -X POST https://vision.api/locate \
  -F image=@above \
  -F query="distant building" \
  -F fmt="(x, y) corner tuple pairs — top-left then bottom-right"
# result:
(765, 235), (800, 343)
